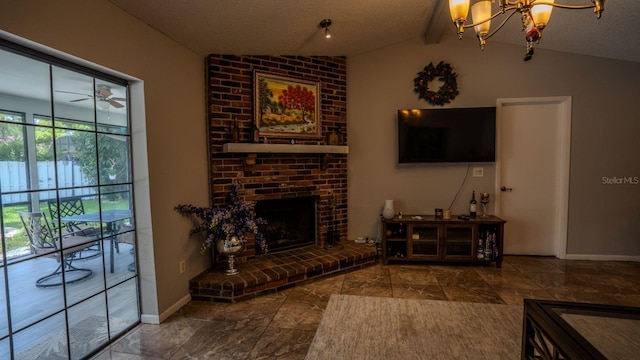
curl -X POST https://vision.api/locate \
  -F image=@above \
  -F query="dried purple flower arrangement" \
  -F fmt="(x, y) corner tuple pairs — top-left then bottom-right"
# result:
(175, 183), (266, 253)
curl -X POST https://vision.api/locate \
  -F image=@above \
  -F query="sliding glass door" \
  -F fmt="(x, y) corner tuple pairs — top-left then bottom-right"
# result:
(0, 41), (140, 359)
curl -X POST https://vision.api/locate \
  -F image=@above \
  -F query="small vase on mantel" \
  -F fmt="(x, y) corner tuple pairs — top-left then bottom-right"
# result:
(382, 200), (395, 220)
(216, 236), (245, 275)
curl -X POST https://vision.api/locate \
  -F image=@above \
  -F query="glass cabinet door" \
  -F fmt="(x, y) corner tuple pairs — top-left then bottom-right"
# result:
(443, 224), (474, 259)
(409, 224), (440, 258)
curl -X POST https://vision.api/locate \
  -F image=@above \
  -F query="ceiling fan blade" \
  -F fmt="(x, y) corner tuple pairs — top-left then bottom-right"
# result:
(69, 98), (90, 102)
(109, 100), (124, 108)
(110, 97), (127, 101)
(56, 90), (92, 96)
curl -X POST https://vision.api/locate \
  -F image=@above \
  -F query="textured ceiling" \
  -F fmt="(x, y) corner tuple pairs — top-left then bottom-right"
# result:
(108, 0), (640, 63)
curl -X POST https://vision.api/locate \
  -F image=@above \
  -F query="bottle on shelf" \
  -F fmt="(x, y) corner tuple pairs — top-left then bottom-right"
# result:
(328, 127), (339, 145)
(336, 125), (344, 144)
(232, 117), (240, 143)
(485, 234), (492, 260)
(251, 121), (260, 143)
(469, 191), (477, 218)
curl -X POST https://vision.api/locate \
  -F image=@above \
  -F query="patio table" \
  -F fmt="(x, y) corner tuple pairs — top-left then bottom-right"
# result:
(61, 209), (132, 273)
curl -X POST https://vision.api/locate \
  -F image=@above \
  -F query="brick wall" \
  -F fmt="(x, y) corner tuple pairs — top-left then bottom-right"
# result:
(207, 55), (347, 261)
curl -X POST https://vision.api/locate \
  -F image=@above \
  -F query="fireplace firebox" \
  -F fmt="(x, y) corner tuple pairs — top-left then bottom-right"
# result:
(255, 196), (317, 254)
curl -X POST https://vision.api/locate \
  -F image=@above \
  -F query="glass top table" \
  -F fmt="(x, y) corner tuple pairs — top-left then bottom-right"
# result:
(522, 299), (640, 359)
(61, 209), (132, 273)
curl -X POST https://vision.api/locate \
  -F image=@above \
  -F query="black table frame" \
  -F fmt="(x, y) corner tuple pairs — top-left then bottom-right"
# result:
(61, 209), (132, 273)
(522, 298), (640, 360)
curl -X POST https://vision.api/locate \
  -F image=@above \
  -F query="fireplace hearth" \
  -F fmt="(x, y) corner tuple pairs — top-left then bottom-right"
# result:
(255, 196), (317, 254)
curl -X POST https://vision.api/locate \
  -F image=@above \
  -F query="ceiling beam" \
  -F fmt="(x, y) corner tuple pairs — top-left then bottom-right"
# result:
(424, 0), (451, 44)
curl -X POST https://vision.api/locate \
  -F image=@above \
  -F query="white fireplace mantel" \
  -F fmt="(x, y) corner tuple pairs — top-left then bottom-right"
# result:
(222, 143), (349, 154)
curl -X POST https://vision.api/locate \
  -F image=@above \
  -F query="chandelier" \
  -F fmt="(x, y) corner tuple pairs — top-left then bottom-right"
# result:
(448, 0), (605, 61)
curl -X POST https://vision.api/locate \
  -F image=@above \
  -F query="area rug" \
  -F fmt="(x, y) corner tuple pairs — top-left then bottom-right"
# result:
(306, 295), (523, 360)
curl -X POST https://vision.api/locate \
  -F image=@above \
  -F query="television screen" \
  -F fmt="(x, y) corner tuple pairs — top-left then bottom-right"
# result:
(397, 107), (496, 163)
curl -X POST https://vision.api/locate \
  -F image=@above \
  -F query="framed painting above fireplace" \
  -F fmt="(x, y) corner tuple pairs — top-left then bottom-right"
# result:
(254, 71), (321, 139)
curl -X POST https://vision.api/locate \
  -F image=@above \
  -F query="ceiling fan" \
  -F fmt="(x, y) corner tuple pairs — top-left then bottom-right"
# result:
(57, 84), (126, 109)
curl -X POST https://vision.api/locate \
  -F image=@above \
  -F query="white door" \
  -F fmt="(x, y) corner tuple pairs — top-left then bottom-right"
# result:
(496, 97), (571, 256)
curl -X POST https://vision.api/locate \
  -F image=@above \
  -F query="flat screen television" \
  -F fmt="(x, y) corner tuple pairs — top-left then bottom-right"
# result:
(397, 107), (496, 163)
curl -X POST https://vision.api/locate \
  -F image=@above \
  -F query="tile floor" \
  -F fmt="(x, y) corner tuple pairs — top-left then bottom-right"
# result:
(93, 256), (640, 359)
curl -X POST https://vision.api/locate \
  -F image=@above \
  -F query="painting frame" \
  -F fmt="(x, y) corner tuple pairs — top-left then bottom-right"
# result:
(254, 70), (321, 139)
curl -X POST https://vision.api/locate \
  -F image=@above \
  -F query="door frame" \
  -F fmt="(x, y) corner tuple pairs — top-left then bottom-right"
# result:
(494, 97), (572, 258)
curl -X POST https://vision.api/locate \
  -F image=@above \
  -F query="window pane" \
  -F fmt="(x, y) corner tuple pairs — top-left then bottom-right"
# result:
(109, 224), (136, 287)
(33, 121), (54, 164)
(8, 257), (65, 330)
(95, 80), (128, 133)
(32, 125), (57, 192)
(101, 185), (133, 212)
(107, 278), (139, 338)
(0, 271), (7, 338)
(0, 117), (26, 167)
(0, 110), (25, 124)
(53, 117), (95, 131)
(55, 128), (98, 187)
(1, 121), (59, 194)
(3, 190), (57, 265)
(0, 337), (8, 360)
(0, 49), (52, 119)
(64, 245), (106, 307)
(68, 295), (108, 360)
(0, 122), (26, 192)
(47, 191), (99, 232)
(100, 184), (134, 286)
(98, 133), (130, 185)
(12, 311), (67, 359)
(52, 66), (95, 122)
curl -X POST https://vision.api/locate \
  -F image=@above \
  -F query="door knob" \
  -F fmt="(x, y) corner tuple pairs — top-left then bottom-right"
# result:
(500, 186), (513, 192)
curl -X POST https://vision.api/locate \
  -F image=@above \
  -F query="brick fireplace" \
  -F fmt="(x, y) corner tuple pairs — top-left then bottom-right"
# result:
(207, 54), (348, 263)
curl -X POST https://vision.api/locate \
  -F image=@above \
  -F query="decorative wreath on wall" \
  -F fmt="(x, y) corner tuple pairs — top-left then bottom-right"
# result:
(413, 61), (459, 106)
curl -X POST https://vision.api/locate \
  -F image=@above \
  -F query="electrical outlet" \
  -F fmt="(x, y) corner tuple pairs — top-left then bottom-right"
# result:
(472, 167), (484, 177)
(179, 260), (186, 274)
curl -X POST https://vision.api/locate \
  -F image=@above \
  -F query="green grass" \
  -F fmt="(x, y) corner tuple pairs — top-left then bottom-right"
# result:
(2, 199), (129, 252)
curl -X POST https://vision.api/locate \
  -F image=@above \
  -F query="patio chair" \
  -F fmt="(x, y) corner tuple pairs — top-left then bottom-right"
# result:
(19, 211), (94, 288)
(47, 197), (102, 259)
(116, 224), (136, 272)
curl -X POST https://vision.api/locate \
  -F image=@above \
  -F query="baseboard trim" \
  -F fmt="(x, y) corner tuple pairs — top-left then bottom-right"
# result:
(140, 314), (159, 325)
(140, 293), (192, 324)
(563, 254), (640, 262)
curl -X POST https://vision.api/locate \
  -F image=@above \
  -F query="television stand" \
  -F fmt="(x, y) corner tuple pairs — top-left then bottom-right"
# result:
(381, 215), (506, 267)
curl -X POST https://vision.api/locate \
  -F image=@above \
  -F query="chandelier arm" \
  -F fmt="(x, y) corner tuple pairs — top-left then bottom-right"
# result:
(484, 9), (520, 40)
(459, 2), (598, 31)
(462, 7), (517, 29)
(534, 2), (595, 10)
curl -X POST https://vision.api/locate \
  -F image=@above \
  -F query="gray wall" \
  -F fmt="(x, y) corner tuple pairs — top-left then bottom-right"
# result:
(347, 35), (640, 258)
